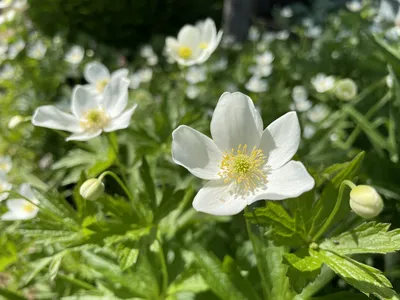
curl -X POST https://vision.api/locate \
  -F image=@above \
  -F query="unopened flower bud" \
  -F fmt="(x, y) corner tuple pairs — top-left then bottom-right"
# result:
(350, 185), (383, 219)
(79, 178), (104, 201)
(8, 115), (24, 129)
(335, 79), (357, 101)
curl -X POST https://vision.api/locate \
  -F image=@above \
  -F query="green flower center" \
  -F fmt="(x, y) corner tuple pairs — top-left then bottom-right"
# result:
(80, 109), (110, 132)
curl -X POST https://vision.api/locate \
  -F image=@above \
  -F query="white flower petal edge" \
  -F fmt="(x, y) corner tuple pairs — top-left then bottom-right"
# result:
(193, 180), (247, 216)
(1, 184), (39, 221)
(259, 112), (300, 170)
(32, 105), (81, 133)
(84, 61), (110, 84)
(104, 104), (137, 132)
(210, 92), (263, 151)
(248, 161), (315, 204)
(172, 125), (223, 180)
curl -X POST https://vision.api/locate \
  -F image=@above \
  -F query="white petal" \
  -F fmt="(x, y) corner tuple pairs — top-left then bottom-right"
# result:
(201, 18), (217, 43)
(104, 105), (137, 132)
(71, 86), (100, 118)
(6, 198), (28, 211)
(1, 211), (19, 221)
(102, 78), (130, 118)
(248, 161), (314, 204)
(166, 37), (179, 53)
(210, 92), (263, 151)
(172, 125), (223, 180)
(66, 130), (102, 141)
(32, 106), (81, 133)
(193, 180), (248, 216)
(177, 25), (201, 49)
(2, 199), (38, 220)
(84, 62), (110, 84)
(259, 112), (300, 170)
(110, 68), (129, 81)
(19, 183), (38, 204)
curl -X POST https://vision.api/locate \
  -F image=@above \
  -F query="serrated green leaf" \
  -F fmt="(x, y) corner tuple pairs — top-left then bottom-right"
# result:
(167, 271), (208, 295)
(312, 291), (370, 300)
(49, 254), (63, 281)
(19, 257), (52, 287)
(320, 222), (400, 255)
(283, 248), (322, 293)
(245, 202), (308, 247)
(140, 157), (156, 210)
(310, 152), (365, 239)
(117, 247), (139, 271)
(310, 248), (397, 299)
(192, 245), (247, 300)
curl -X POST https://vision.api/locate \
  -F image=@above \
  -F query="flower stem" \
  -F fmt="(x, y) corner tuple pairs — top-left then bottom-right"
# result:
(157, 240), (169, 298)
(106, 132), (128, 184)
(312, 180), (356, 241)
(298, 267), (336, 299)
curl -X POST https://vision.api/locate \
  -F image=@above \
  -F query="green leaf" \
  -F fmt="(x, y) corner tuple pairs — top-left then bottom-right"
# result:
(19, 257), (53, 287)
(246, 202), (308, 247)
(320, 222), (400, 255)
(312, 291), (370, 300)
(283, 248), (322, 293)
(310, 152), (365, 239)
(222, 256), (261, 300)
(140, 157), (156, 210)
(369, 34), (400, 72)
(154, 187), (184, 223)
(0, 288), (26, 300)
(310, 248), (397, 299)
(49, 254), (63, 281)
(192, 245), (247, 300)
(167, 270), (208, 295)
(117, 247), (139, 271)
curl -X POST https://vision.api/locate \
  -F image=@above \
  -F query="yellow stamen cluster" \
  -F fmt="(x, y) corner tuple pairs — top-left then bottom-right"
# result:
(178, 46), (192, 59)
(96, 79), (109, 92)
(80, 108), (110, 132)
(23, 203), (35, 213)
(219, 144), (268, 193)
(199, 42), (208, 49)
(0, 163), (8, 171)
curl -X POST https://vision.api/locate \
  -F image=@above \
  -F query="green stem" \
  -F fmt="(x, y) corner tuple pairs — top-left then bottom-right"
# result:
(299, 267), (336, 299)
(98, 171), (133, 201)
(312, 180), (356, 241)
(244, 207), (271, 300)
(157, 240), (169, 299)
(58, 274), (96, 290)
(106, 133), (128, 184)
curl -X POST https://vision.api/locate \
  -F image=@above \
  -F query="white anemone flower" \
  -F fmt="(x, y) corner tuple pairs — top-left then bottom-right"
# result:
(8, 39), (25, 60)
(0, 0), (13, 8)
(64, 45), (85, 64)
(172, 92), (315, 216)
(248, 65), (273, 77)
(0, 174), (12, 202)
(165, 18), (222, 66)
(27, 40), (47, 60)
(245, 76), (268, 93)
(311, 73), (335, 93)
(292, 86), (308, 102)
(293, 99), (312, 112)
(346, 0), (362, 12)
(281, 7), (293, 18)
(0, 64), (15, 80)
(0, 156), (12, 174)
(256, 51), (274, 66)
(186, 85), (201, 99)
(32, 78), (136, 141)
(84, 61), (129, 96)
(1, 184), (39, 221)
(186, 66), (207, 84)
(307, 104), (329, 123)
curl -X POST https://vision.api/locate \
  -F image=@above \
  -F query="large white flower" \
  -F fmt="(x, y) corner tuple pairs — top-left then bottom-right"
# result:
(172, 92), (315, 216)
(32, 78), (136, 141)
(165, 18), (222, 66)
(1, 184), (39, 221)
(84, 61), (129, 96)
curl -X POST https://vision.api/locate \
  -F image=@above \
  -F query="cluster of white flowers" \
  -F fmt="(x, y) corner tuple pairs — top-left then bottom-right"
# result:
(140, 45), (159, 66)
(245, 50), (274, 93)
(290, 85), (312, 112)
(32, 61), (137, 141)
(129, 68), (153, 89)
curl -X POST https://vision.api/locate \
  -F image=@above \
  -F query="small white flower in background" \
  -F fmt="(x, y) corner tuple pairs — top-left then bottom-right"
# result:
(248, 64), (272, 77)
(32, 78), (137, 141)
(140, 45), (155, 58)
(0, 42), (8, 57)
(0, 0), (13, 8)
(335, 78), (358, 101)
(262, 32), (275, 43)
(386, 74), (394, 88)
(245, 76), (268, 93)
(8, 115), (24, 129)
(302, 18), (314, 28)
(27, 40), (47, 60)
(311, 73), (335, 93)
(248, 26), (261, 41)
(255, 50), (274, 66)
(0, 64), (15, 80)
(350, 185), (384, 219)
(293, 99), (312, 112)
(346, 0), (362, 12)
(185, 66), (207, 84)
(210, 56), (228, 72)
(1, 184), (39, 221)
(64, 45), (85, 65)
(186, 85), (201, 99)
(292, 85), (308, 102)
(12, 0), (26, 9)
(165, 18), (222, 66)
(146, 55), (158, 66)
(0, 174), (12, 202)
(8, 39), (25, 60)
(38, 153), (53, 170)
(305, 26), (323, 38)
(137, 68), (153, 83)
(172, 92), (314, 216)
(307, 104), (329, 123)
(84, 61), (129, 96)
(129, 73), (141, 89)
(303, 124), (316, 139)
(376, 0), (398, 23)
(275, 30), (290, 40)
(221, 34), (236, 48)
(281, 6), (293, 18)
(5, 9), (15, 22)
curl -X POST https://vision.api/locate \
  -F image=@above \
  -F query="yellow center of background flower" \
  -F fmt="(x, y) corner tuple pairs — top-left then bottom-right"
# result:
(23, 203), (35, 213)
(178, 46), (192, 59)
(96, 79), (109, 92)
(80, 109), (110, 132)
(219, 144), (268, 192)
